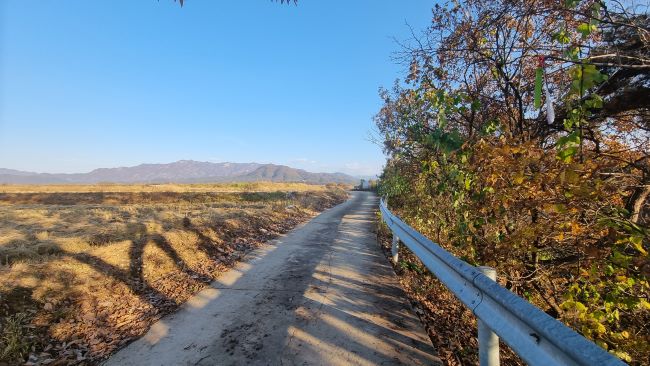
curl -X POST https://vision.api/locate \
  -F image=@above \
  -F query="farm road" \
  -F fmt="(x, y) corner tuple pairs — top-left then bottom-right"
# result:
(106, 191), (440, 366)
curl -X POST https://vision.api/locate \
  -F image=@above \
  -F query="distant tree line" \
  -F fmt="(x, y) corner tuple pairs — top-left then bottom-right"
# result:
(354, 179), (379, 192)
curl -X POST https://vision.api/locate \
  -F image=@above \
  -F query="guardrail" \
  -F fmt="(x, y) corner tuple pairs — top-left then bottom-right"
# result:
(379, 199), (626, 366)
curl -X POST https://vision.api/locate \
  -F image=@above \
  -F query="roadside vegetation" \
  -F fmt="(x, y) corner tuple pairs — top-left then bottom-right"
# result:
(0, 183), (347, 365)
(375, 0), (648, 364)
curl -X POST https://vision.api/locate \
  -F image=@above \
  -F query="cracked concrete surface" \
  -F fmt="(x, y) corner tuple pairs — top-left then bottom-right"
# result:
(105, 191), (441, 366)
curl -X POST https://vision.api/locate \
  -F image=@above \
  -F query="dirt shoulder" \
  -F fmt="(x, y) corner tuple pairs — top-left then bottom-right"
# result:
(375, 219), (524, 366)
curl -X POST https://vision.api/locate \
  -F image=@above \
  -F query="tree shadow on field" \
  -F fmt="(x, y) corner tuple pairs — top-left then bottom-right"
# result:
(71, 222), (213, 306)
(1, 215), (221, 350)
(2, 205), (219, 304)
(1, 197), (266, 364)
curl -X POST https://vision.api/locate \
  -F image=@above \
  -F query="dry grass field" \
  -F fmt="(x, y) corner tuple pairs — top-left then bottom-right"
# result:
(0, 183), (348, 365)
(0, 182), (336, 194)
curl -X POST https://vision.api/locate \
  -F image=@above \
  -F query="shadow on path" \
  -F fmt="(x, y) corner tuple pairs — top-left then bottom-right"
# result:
(106, 192), (441, 366)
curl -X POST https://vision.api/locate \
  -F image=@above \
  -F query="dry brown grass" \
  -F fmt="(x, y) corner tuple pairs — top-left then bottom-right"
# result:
(0, 183), (348, 365)
(0, 182), (350, 194)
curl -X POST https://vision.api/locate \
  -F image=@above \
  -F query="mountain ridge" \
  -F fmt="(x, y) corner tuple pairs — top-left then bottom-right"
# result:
(0, 160), (358, 184)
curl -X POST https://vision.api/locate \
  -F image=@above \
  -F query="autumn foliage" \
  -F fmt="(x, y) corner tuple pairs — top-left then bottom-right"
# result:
(376, 0), (649, 362)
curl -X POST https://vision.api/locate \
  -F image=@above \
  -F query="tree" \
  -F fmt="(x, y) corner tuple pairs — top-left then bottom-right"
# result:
(377, 0), (649, 362)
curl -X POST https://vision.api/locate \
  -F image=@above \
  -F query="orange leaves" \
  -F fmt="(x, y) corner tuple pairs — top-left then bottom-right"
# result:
(382, 103), (649, 361)
(570, 221), (583, 236)
(486, 173), (499, 185)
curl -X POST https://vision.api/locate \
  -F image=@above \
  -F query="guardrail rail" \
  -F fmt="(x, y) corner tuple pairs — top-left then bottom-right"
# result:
(379, 199), (626, 366)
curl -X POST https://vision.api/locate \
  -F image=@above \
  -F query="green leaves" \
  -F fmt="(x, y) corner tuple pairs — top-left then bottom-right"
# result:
(556, 131), (581, 163)
(534, 67), (543, 109)
(565, 0), (580, 8)
(569, 64), (607, 97)
(470, 99), (482, 112)
(558, 147), (579, 163)
(423, 128), (464, 154)
(629, 236), (647, 255)
(378, 171), (410, 199)
(556, 63), (606, 163)
(481, 120), (500, 136)
(577, 23), (597, 38)
(399, 260), (424, 274)
(564, 46), (581, 62)
(617, 235), (648, 255)
(584, 94), (603, 109)
(553, 29), (571, 44)
(557, 130), (580, 146)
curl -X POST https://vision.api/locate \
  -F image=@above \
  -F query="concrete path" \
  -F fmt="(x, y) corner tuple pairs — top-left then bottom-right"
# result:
(106, 192), (440, 366)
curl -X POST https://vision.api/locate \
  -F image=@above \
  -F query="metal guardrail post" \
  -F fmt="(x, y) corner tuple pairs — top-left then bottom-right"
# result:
(391, 234), (400, 264)
(478, 266), (500, 366)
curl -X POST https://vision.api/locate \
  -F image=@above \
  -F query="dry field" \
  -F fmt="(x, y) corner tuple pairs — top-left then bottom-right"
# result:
(0, 182), (336, 194)
(0, 183), (348, 365)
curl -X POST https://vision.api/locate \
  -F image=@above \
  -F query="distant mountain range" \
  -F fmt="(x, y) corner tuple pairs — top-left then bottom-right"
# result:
(0, 161), (359, 184)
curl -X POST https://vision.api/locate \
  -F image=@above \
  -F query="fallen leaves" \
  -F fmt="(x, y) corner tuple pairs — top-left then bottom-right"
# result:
(377, 225), (524, 366)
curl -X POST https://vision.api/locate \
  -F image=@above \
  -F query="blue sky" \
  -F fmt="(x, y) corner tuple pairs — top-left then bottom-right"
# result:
(0, 0), (433, 177)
